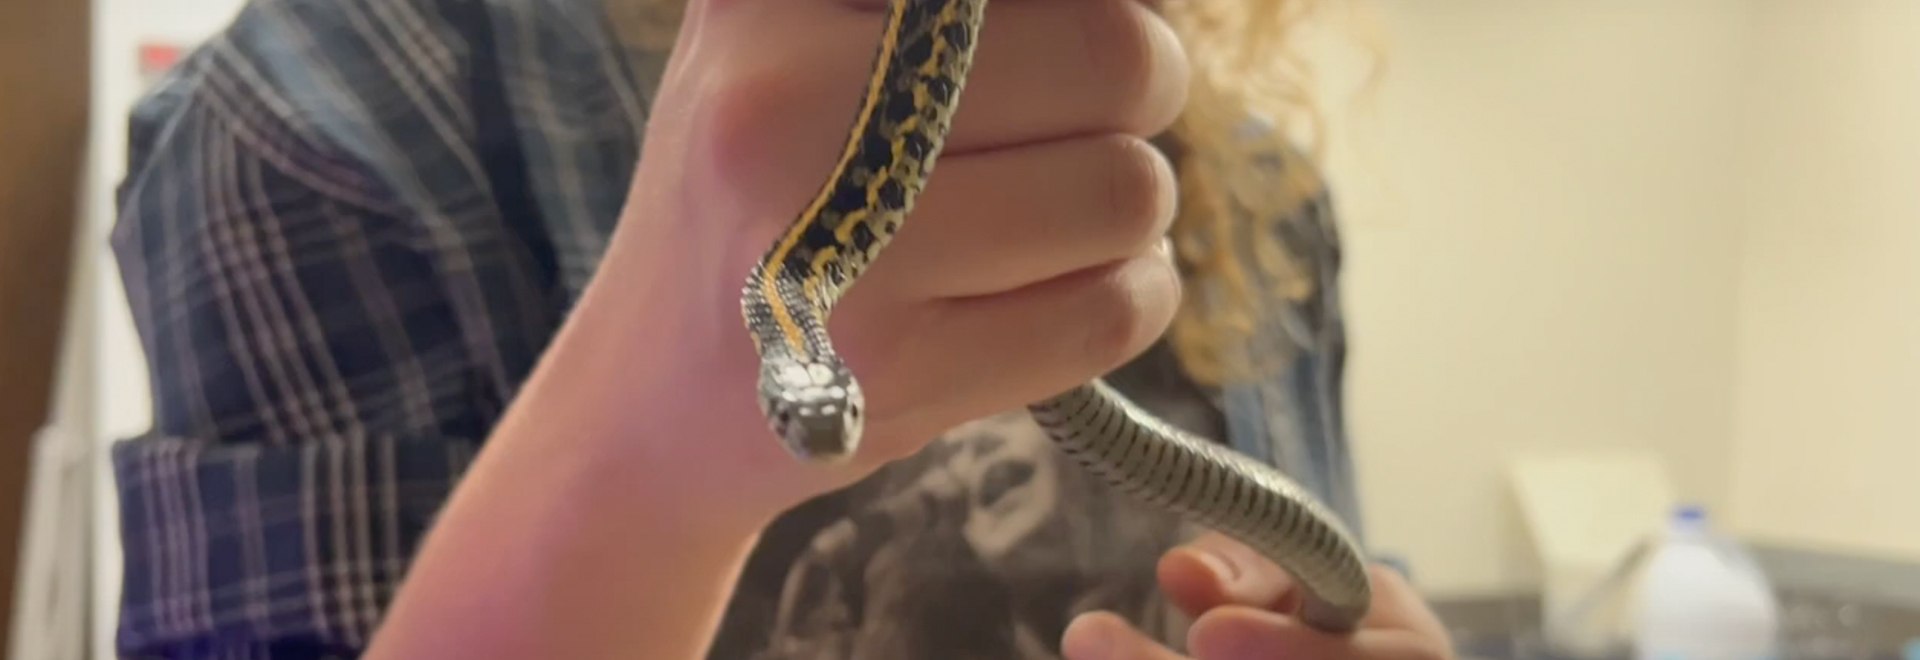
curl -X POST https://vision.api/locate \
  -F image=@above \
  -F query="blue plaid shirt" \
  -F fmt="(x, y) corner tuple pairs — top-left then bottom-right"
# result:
(109, 0), (1364, 658)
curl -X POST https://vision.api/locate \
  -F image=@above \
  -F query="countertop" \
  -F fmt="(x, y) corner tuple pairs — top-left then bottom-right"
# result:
(1427, 543), (1920, 660)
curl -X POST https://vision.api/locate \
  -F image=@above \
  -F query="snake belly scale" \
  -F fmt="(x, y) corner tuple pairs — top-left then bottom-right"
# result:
(739, 0), (1375, 633)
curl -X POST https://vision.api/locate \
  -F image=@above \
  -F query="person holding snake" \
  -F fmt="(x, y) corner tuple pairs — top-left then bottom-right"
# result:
(107, 0), (1456, 658)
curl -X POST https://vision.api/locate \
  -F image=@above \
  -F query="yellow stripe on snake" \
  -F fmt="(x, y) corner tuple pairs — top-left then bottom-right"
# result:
(738, 0), (1375, 633)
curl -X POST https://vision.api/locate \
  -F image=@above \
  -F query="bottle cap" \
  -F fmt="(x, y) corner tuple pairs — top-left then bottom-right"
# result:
(1670, 503), (1710, 533)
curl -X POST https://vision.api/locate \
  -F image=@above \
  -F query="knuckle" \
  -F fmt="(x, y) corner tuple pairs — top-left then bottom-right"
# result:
(693, 66), (805, 196)
(697, 78), (776, 178)
(1080, 0), (1159, 115)
(1103, 136), (1177, 248)
(1081, 256), (1180, 367)
(1083, 293), (1145, 368)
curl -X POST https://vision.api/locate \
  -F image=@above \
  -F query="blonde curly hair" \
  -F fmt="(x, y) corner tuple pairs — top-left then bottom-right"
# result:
(1157, 0), (1338, 385)
(607, 0), (1346, 387)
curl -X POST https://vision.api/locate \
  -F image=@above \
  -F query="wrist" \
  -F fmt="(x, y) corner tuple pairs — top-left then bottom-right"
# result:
(500, 260), (823, 534)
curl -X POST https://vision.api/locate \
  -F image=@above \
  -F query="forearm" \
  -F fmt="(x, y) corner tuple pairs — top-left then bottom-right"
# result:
(363, 269), (795, 660)
(362, 419), (767, 660)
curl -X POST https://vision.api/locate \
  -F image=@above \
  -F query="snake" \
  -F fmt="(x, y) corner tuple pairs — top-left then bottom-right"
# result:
(738, 0), (1375, 634)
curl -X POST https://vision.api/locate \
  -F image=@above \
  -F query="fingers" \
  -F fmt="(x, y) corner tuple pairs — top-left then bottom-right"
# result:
(1152, 539), (1457, 660)
(1063, 609), (1450, 660)
(692, 0), (1186, 209)
(1364, 565), (1455, 644)
(859, 134), (1178, 299)
(837, 244), (1180, 455)
(1158, 533), (1303, 619)
(1062, 607), (1453, 660)
(1158, 538), (1456, 642)
(1062, 611), (1188, 660)
(953, 0), (1190, 151)
(1187, 608), (1452, 660)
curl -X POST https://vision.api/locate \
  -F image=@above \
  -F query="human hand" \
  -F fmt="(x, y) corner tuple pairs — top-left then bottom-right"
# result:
(1061, 534), (1456, 660)
(551, 0), (1193, 513)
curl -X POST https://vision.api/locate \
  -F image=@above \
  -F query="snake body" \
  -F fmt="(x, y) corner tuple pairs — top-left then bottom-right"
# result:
(739, 0), (1375, 633)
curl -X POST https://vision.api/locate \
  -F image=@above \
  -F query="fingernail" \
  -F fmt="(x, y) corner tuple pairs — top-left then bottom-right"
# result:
(1063, 614), (1115, 660)
(1196, 548), (1240, 582)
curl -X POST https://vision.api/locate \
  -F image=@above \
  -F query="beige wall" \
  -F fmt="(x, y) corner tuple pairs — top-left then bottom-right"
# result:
(1729, 0), (1920, 562)
(1314, 0), (1919, 596)
(1313, 0), (1753, 596)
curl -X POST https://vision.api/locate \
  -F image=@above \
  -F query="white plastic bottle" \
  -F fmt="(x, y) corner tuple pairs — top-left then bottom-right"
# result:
(1632, 504), (1781, 660)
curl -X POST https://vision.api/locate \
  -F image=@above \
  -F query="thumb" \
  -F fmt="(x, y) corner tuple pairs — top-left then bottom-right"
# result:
(1158, 533), (1302, 619)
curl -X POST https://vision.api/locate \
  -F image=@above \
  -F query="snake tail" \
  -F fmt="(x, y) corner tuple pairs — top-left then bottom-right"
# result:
(740, 0), (987, 462)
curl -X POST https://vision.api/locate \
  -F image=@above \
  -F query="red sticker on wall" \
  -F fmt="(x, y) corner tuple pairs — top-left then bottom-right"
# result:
(137, 43), (182, 75)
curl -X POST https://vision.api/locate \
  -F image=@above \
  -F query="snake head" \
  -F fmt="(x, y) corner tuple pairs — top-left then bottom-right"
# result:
(757, 357), (866, 463)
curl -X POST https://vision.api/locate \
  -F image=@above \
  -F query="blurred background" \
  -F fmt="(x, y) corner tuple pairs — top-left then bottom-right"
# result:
(1, 0), (1914, 659)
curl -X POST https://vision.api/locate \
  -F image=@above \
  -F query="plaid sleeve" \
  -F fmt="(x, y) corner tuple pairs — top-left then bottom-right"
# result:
(104, 0), (648, 657)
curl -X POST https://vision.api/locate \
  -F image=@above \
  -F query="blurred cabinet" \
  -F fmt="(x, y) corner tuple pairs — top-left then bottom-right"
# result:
(0, 0), (93, 655)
